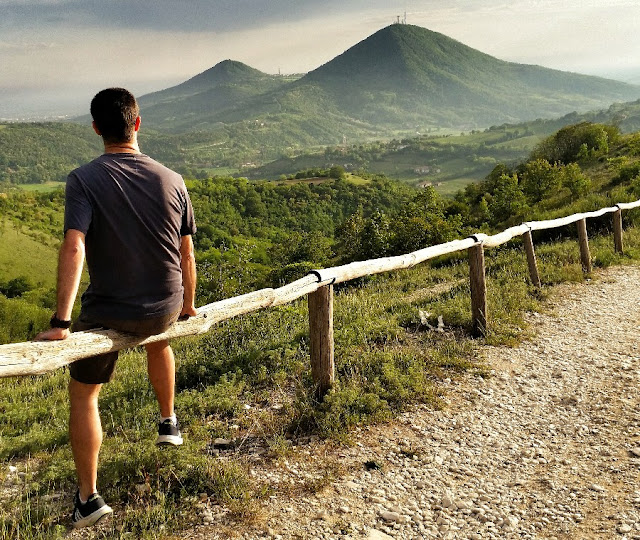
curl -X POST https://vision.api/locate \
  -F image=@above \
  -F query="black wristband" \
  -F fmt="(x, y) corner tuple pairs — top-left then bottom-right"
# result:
(50, 314), (72, 329)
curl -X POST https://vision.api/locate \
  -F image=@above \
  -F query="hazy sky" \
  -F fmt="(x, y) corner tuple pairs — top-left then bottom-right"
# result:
(2, 0), (639, 117)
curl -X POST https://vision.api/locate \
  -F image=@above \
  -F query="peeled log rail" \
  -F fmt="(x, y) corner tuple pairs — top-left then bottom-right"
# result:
(616, 200), (640, 211)
(311, 237), (477, 284)
(0, 274), (338, 378)
(525, 206), (619, 232)
(481, 224), (531, 248)
(2, 197), (640, 381)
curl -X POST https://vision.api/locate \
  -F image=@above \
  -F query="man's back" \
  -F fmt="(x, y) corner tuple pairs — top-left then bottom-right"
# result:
(65, 153), (196, 320)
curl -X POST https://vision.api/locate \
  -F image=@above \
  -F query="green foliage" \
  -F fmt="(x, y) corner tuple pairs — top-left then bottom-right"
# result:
(487, 173), (529, 224)
(189, 175), (413, 292)
(0, 276), (32, 298)
(531, 122), (619, 164)
(612, 162), (640, 186)
(562, 162), (591, 199)
(0, 123), (101, 184)
(520, 159), (563, 202)
(336, 186), (464, 262)
(0, 295), (50, 344)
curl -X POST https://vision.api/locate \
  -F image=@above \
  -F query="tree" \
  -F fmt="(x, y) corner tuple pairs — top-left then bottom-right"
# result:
(488, 174), (528, 225)
(329, 165), (346, 180)
(520, 159), (562, 203)
(562, 163), (591, 199)
(531, 122), (619, 164)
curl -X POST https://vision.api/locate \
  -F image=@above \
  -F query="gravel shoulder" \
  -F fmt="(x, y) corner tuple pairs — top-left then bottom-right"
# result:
(189, 264), (640, 540)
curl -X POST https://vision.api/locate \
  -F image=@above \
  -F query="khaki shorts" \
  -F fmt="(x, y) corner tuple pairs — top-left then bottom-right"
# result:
(69, 309), (180, 384)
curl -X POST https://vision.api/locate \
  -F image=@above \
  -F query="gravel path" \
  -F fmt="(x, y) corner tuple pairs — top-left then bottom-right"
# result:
(190, 264), (640, 540)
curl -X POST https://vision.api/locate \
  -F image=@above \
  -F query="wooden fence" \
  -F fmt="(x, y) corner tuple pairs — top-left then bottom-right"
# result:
(2, 199), (640, 395)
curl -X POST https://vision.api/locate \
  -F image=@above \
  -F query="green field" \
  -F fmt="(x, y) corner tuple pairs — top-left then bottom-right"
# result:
(16, 182), (65, 193)
(0, 221), (58, 287)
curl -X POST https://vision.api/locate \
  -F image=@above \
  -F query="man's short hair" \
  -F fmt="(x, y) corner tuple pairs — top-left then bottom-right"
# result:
(90, 88), (139, 143)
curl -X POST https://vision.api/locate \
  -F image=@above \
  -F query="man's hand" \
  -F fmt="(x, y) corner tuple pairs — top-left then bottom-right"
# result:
(178, 305), (198, 321)
(35, 327), (70, 341)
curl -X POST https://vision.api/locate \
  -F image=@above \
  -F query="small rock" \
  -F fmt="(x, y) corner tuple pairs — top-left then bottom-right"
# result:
(314, 510), (328, 520)
(629, 448), (640, 457)
(380, 511), (402, 523)
(589, 484), (606, 493)
(213, 438), (233, 449)
(367, 530), (394, 540)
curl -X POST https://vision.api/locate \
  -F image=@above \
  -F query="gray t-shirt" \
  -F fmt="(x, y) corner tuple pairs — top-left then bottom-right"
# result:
(64, 153), (196, 320)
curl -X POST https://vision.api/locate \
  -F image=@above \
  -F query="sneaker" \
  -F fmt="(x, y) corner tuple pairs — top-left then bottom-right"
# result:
(71, 490), (112, 528)
(156, 418), (183, 446)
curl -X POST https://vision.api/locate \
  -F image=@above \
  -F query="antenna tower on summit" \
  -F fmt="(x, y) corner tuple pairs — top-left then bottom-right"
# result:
(394, 11), (408, 24)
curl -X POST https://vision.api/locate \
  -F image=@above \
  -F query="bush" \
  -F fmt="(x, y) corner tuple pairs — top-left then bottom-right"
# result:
(0, 276), (33, 298)
(532, 122), (618, 164)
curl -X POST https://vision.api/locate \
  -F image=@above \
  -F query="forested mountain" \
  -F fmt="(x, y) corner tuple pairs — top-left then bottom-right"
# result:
(137, 24), (640, 138)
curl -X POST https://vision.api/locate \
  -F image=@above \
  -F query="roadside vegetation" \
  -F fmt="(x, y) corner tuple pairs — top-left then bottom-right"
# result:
(2, 121), (640, 537)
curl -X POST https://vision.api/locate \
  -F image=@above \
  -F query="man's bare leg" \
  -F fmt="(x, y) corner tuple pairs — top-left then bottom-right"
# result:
(69, 379), (102, 501)
(145, 340), (175, 418)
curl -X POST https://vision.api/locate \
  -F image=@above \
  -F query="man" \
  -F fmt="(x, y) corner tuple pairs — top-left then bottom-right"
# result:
(36, 88), (197, 528)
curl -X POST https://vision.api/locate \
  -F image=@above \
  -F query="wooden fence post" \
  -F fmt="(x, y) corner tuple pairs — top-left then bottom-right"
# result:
(468, 243), (487, 337)
(577, 218), (592, 273)
(523, 230), (541, 288)
(613, 207), (624, 254)
(308, 284), (335, 398)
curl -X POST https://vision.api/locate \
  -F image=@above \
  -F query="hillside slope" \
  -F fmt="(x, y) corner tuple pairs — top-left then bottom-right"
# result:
(299, 24), (640, 128)
(138, 60), (294, 130)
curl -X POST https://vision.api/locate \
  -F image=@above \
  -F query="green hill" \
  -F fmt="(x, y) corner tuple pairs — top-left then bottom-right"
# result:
(298, 24), (640, 129)
(137, 24), (640, 140)
(0, 122), (102, 184)
(139, 60), (296, 131)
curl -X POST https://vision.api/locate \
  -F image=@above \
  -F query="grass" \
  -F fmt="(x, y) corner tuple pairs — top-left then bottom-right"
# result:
(0, 221), (58, 287)
(2, 222), (640, 537)
(16, 183), (65, 193)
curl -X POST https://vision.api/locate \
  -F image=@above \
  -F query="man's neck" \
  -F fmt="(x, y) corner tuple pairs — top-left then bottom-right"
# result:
(103, 140), (141, 154)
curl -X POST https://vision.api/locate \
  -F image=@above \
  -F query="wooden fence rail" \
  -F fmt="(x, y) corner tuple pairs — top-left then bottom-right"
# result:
(2, 198), (640, 391)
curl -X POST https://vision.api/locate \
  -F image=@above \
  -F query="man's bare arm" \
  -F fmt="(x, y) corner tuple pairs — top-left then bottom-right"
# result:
(179, 234), (197, 318)
(35, 229), (86, 340)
